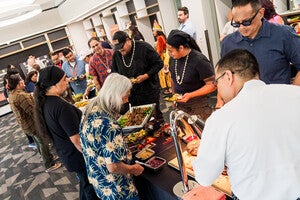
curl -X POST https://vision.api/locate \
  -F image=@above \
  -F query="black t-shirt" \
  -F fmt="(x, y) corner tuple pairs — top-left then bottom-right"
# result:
(43, 96), (85, 173)
(112, 40), (163, 106)
(169, 49), (214, 94)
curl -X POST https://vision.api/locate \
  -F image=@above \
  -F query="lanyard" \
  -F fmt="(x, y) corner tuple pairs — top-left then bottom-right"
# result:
(68, 62), (77, 78)
(97, 51), (111, 73)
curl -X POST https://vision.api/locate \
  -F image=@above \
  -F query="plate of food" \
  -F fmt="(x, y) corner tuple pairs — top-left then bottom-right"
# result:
(74, 99), (88, 108)
(118, 103), (155, 133)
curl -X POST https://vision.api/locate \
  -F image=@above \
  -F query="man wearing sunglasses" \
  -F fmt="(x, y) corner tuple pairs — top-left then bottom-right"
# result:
(193, 49), (300, 200)
(221, 0), (300, 87)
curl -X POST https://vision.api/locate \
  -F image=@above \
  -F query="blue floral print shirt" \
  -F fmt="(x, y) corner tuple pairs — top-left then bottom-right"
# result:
(79, 105), (138, 200)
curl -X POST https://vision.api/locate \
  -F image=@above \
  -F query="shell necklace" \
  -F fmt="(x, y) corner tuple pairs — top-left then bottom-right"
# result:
(122, 40), (135, 68)
(175, 52), (189, 85)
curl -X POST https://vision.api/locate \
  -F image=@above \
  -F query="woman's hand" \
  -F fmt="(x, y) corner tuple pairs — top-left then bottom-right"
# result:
(131, 164), (144, 176)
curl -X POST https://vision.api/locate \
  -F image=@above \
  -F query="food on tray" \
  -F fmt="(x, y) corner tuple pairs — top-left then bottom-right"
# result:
(130, 78), (137, 84)
(168, 151), (232, 195)
(186, 139), (200, 156)
(146, 157), (164, 168)
(145, 156), (166, 171)
(119, 107), (152, 128)
(164, 93), (182, 102)
(74, 100), (88, 108)
(124, 129), (147, 144)
(135, 148), (155, 160)
(72, 93), (83, 102)
(145, 136), (157, 145)
(71, 77), (78, 81)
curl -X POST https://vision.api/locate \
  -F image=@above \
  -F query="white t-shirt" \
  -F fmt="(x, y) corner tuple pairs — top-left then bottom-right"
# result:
(193, 80), (300, 200)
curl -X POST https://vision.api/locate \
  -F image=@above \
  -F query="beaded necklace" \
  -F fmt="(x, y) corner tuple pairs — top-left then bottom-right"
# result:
(175, 53), (189, 85)
(122, 40), (135, 68)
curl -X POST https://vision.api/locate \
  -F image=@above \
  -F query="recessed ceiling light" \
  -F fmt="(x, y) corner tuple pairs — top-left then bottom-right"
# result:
(0, 0), (35, 7)
(0, 4), (42, 28)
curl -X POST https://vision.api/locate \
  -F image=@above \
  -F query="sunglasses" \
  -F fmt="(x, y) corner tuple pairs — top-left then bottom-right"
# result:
(231, 9), (260, 28)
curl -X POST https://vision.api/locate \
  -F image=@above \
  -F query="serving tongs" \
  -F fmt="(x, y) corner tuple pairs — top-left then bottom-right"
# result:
(135, 160), (151, 168)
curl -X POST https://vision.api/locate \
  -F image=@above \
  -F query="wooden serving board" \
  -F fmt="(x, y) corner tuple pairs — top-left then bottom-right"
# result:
(168, 151), (232, 196)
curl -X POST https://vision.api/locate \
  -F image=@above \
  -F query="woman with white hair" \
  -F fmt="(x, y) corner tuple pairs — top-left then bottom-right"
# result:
(79, 73), (144, 200)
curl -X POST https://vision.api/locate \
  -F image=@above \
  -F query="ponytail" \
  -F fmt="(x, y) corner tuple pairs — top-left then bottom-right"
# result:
(33, 82), (53, 141)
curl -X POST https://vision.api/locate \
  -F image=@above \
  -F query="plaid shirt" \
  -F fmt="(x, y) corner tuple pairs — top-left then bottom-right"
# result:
(9, 89), (36, 135)
(89, 49), (114, 87)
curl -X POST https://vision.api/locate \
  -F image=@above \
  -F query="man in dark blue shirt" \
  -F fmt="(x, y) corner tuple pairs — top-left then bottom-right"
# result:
(221, 0), (300, 85)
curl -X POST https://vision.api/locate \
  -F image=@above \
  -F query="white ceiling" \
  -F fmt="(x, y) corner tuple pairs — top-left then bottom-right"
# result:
(0, 0), (121, 44)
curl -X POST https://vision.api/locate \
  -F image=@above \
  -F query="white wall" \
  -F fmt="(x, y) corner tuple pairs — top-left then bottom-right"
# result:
(181, 0), (208, 58)
(136, 17), (155, 45)
(215, 0), (232, 36)
(67, 22), (90, 55)
(181, 0), (221, 65)
(157, 0), (178, 36)
(274, 0), (287, 13)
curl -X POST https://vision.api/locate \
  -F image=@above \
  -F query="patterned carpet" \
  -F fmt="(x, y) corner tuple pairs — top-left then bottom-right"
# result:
(0, 112), (80, 200)
(0, 91), (216, 199)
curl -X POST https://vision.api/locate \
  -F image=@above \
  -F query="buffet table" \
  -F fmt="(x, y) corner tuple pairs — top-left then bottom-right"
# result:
(133, 135), (232, 200)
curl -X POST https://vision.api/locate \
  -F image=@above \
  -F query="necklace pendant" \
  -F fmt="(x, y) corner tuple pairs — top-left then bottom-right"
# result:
(107, 69), (111, 73)
(176, 75), (180, 81)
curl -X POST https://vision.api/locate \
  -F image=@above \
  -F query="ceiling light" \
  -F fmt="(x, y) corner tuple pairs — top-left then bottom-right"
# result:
(0, 5), (42, 28)
(0, 0), (35, 7)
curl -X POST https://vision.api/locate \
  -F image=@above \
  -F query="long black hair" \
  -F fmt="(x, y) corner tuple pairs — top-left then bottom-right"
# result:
(33, 81), (53, 140)
(167, 29), (201, 52)
(260, 0), (278, 20)
(155, 30), (166, 40)
(25, 71), (38, 85)
(128, 25), (145, 41)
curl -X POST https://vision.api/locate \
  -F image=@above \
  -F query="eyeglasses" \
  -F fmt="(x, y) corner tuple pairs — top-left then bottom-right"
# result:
(213, 72), (226, 86)
(231, 9), (260, 28)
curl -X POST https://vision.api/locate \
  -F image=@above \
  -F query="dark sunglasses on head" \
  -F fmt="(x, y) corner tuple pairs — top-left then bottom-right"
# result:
(231, 9), (260, 28)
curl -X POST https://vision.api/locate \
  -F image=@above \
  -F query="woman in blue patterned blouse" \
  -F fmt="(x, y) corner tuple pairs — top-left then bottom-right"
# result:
(79, 73), (144, 200)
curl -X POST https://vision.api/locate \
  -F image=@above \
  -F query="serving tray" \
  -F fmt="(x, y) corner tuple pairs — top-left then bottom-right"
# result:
(168, 151), (232, 196)
(118, 103), (155, 133)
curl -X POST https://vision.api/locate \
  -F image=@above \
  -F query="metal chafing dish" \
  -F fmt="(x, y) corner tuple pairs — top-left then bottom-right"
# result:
(169, 110), (205, 199)
(118, 103), (155, 134)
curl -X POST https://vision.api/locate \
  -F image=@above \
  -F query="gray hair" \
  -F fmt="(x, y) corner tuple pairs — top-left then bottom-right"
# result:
(83, 73), (132, 121)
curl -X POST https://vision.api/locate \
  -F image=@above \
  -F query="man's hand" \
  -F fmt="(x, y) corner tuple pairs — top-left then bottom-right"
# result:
(136, 74), (149, 84)
(176, 93), (191, 103)
(78, 74), (86, 81)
